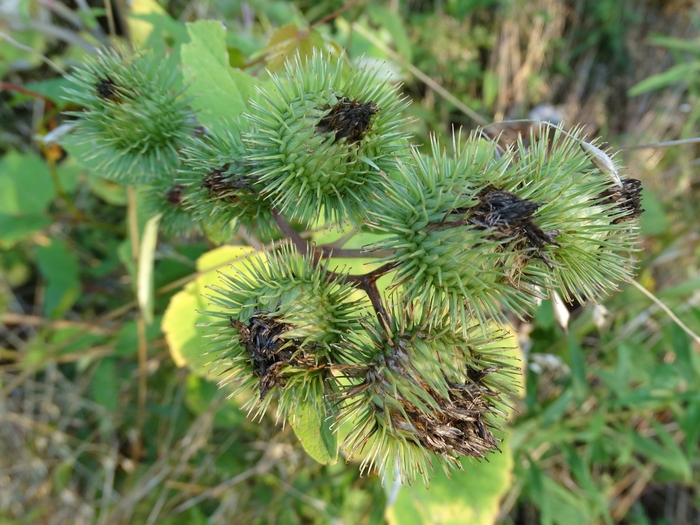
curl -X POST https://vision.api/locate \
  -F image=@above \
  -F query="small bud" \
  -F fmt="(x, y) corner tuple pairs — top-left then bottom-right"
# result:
(579, 140), (623, 187)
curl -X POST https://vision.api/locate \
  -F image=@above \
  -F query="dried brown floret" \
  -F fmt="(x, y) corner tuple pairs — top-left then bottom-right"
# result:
(202, 166), (253, 202)
(468, 185), (558, 268)
(597, 178), (644, 223)
(316, 97), (379, 144)
(95, 76), (120, 101)
(165, 184), (184, 206)
(230, 312), (312, 399)
(352, 341), (503, 462)
(391, 389), (500, 460)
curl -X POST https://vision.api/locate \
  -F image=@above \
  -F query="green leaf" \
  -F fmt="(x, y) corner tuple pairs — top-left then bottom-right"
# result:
(648, 34), (700, 56)
(567, 333), (589, 401)
(35, 239), (80, 318)
(162, 245), (257, 377)
(88, 174), (128, 206)
(290, 396), (338, 465)
(628, 62), (700, 96)
(114, 319), (162, 357)
(90, 357), (119, 412)
(542, 476), (593, 525)
(181, 20), (257, 136)
(639, 187), (668, 236)
(50, 327), (106, 357)
(264, 23), (321, 72)
(24, 77), (73, 110)
(0, 150), (55, 214)
(482, 69), (498, 110)
(137, 213), (161, 325)
(0, 214), (52, 247)
(185, 374), (247, 428)
(628, 423), (692, 482)
(386, 438), (513, 525)
(130, 12), (190, 56)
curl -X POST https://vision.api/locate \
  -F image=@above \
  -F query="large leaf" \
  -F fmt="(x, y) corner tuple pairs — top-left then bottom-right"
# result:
(0, 150), (54, 214)
(90, 357), (119, 412)
(126, 0), (167, 48)
(181, 20), (257, 136)
(35, 238), (80, 318)
(368, 6), (413, 63)
(264, 23), (325, 72)
(162, 245), (257, 378)
(0, 214), (52, 247)
(290, 396), (338, 465)
(386, 438), (513, 525)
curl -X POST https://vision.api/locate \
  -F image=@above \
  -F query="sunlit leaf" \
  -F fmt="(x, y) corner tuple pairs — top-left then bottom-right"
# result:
(386, 438), (513, 525)
(290, 396), (338, 465)
(162, 245), (257, 376)
(181, 20), (257, 136)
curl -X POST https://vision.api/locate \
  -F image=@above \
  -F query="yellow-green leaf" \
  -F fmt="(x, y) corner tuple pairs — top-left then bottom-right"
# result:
(290, 396), (338, 465)
(181, 21), (257, 136)
(162, 245), (257, 377)
(386, 438), (514, 525)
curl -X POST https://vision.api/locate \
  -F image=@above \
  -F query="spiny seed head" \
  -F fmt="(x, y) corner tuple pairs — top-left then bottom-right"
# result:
(202, 244), (365, 419)
(62, 48), (196, 183)
(369, 129), (642, 331)
(140, 180), (201, 237)
(336, 301), (518, 484)
(179, 126), (276, 238)
(242, 51), (411, 227)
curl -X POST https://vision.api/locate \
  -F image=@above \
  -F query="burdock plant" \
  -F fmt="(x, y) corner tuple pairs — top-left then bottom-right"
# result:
(62, 47), (643, 485)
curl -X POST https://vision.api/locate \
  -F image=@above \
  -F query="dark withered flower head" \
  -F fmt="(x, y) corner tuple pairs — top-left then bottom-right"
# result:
(336, 300), (518, 484)
(229, 310), (316, 400)
(596, 178), (644, 223)
(179, 125), (276, 239)
(466, 185), (560, 269)
(165, 184), (185, 206)
(95, 75), (120, 101)
(201, 243), (365, 420)
(139, 180), (201, 238)
(316, 97), (380, 144)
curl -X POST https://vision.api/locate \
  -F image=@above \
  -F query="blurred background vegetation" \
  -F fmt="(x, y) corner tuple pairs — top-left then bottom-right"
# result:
(1, 0), (700, 523)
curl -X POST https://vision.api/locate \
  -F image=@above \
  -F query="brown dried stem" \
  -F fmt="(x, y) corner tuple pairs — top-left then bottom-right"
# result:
(269, 209), (397, 322)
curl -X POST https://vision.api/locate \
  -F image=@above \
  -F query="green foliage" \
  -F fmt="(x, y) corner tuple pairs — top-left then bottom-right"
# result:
(5, 1), (699, 523)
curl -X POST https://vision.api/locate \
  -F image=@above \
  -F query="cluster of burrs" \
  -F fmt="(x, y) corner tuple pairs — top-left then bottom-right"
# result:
(63, 48), (643, 484)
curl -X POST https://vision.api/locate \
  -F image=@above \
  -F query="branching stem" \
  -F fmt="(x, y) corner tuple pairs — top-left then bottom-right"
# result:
(272, 208), (308, 256)
(271, 209), (397, 321)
